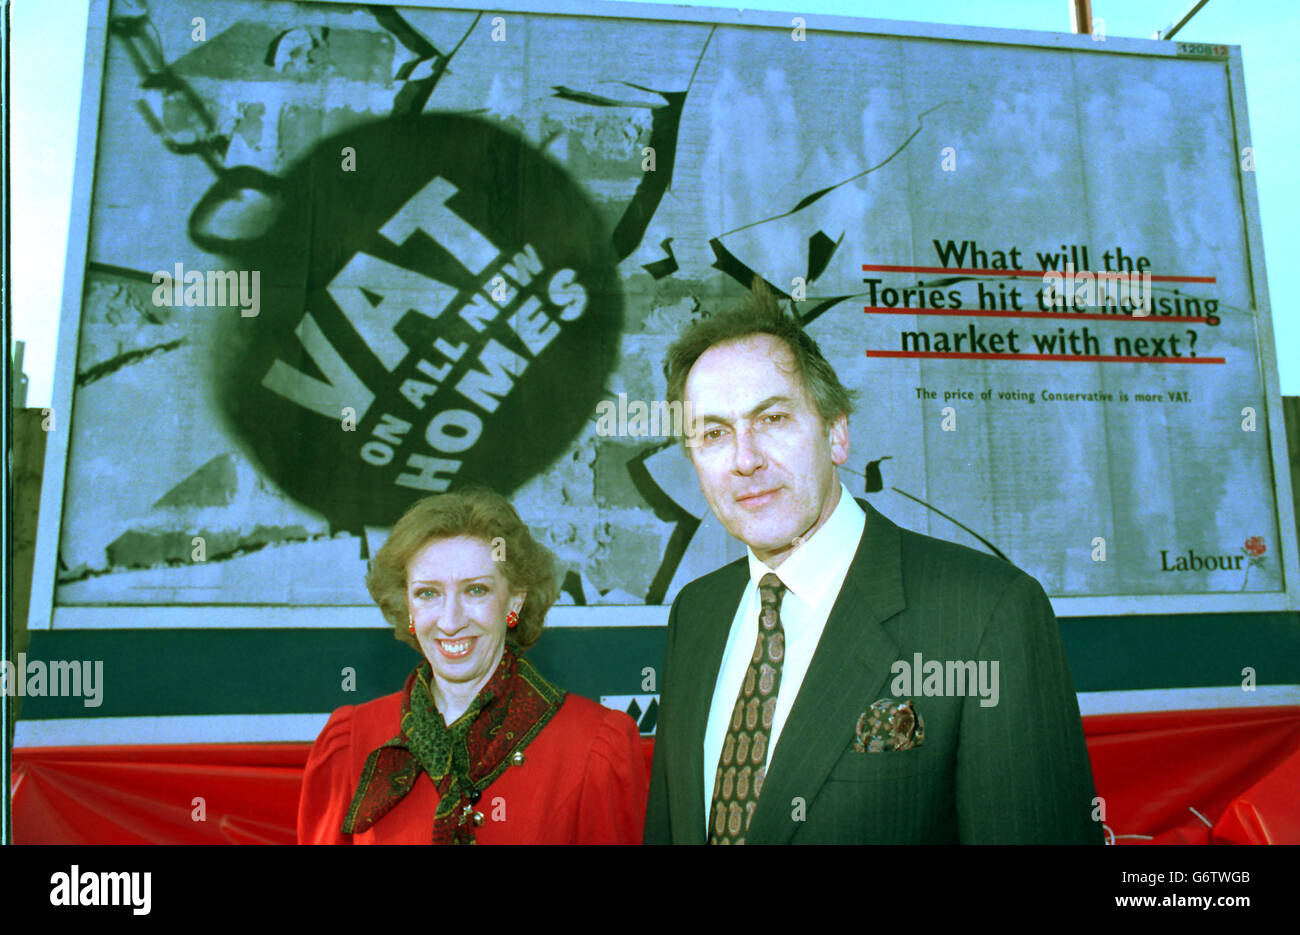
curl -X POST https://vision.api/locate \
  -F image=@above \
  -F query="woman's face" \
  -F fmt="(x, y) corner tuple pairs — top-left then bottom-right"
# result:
(405, 535), (522, 710)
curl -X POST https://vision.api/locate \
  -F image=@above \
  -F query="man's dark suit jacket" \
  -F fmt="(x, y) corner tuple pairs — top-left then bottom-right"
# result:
(645, 499), (1102, 844)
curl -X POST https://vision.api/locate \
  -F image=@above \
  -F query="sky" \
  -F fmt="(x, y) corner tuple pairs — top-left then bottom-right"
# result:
(10, 0), (1298, 406)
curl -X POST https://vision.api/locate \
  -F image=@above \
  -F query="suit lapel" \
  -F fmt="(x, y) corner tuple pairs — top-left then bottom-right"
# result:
(669, 558), (748, 843)
(745, 500), (907, 844)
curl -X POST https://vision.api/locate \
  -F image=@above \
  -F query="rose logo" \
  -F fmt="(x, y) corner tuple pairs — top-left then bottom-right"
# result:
(1241, 536), (1267, 590)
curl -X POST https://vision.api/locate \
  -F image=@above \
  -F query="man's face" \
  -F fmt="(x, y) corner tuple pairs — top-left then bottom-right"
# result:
(683, 334), (849, 567)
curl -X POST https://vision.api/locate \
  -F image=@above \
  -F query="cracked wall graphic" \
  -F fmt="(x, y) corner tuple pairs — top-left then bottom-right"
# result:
(53, 0), (1287, 613)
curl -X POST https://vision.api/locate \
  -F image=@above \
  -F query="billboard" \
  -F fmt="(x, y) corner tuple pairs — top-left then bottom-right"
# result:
(31, 0), (1298, 655)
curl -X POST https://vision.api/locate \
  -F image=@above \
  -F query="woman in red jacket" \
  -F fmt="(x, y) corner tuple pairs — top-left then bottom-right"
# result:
(298, 487), (647, 844)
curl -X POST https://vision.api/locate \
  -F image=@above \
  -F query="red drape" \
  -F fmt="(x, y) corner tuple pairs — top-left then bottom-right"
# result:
(1082, 706), (1300, 845)
(12, 706), (1299, 844)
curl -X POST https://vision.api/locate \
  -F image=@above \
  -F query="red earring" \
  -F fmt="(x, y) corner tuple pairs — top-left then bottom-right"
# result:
(506, 610), (519, 629)
(408, 616), (415, 635)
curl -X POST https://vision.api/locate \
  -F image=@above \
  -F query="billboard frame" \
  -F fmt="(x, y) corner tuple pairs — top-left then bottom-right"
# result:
(29, 0), (1300, 638)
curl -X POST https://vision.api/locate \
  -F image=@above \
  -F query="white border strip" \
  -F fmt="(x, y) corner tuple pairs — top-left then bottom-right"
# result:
(27, 0), (110, 636)
(1077, 684), (1300, 715)
(49, 604), (671, 629)
(1049, 593), (1295, 616)
(312, 0), (1216, 57)
(46, 596), (1295, 627)
(14, 713), (332, 747)
(1226, 47), (1300, 606)
(16, 686), (1298, 746)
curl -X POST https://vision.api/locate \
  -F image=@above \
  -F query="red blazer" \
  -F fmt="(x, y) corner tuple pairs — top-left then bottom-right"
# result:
(298, 688), (647, 844)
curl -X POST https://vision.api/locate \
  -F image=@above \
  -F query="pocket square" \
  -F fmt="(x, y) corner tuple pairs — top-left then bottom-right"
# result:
(854, 699), (925, 753)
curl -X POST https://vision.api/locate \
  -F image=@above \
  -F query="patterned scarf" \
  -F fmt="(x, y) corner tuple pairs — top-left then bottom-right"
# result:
(341, 647), (565, 844)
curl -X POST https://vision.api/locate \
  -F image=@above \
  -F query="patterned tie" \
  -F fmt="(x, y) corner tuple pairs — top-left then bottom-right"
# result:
(709, 572), (787, 844)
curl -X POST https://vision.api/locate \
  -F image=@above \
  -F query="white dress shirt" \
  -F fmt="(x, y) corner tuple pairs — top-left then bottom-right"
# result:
(701, 481), (866, 826)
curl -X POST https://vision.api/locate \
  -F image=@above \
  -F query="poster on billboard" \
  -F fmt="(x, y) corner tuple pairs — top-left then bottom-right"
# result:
(31, 0), (1298, 638)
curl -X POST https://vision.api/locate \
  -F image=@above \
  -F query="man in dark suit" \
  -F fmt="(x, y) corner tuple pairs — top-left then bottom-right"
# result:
(644, 284), (1101, 844)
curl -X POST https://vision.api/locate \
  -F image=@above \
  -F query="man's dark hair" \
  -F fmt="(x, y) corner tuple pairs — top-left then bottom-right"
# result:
(663, 278), (856, 431)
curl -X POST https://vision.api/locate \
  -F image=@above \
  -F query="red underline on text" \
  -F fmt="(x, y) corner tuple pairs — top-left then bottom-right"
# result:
(862, 306), (1212, 324)
(861, 263), (1216, 284)
(865, 351), (1226, 364)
